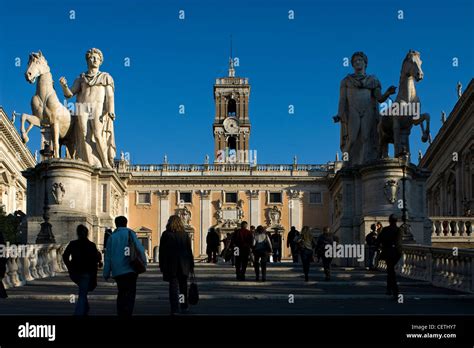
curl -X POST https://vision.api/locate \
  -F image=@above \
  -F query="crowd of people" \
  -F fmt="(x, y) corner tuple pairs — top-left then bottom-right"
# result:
(0, 213), (403, 316)
(207, 218), (402, 298)
(209, 222), (342, 283)
(60, 215), (195, 316)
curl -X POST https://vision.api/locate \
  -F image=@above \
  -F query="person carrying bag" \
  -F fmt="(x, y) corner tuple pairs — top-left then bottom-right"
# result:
(128, 230), (146, 274)
(103, 216), (147, 317)
(159, 215), (195, 315)
(252, 226), (272, 282)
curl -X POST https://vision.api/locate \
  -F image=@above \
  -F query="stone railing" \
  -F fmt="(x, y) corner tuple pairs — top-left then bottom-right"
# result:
(431, 217), (473, 242)
(1, 244), (67, 289)
(377, 244), (474, 293)
(115, 162), (335, 177)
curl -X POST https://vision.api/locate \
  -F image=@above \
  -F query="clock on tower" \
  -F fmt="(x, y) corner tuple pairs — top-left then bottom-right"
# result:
(213, 56), (251, 163)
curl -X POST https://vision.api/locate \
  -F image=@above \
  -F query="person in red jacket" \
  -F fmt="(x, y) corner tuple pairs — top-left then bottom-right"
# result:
(232, 221), (253, 281)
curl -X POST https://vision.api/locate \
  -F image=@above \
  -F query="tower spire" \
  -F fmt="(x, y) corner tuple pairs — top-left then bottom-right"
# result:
(228, 34), (235, 77)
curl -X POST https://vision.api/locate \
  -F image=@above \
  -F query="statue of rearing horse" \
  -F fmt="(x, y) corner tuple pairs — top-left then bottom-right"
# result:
(21, 51), (75, 158)
(378, 50), (431, 159)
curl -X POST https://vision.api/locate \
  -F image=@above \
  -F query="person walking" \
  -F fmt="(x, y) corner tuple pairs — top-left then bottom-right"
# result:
(376, 214), (402, 299)
(249, 225), (256, 267)
(0, 229), (7, 299)
(230, 228), (239, 267)
(103, 227), (113, 253)
(270, 231), (282, 263)
(365, 224), (378, 270)
(287, 226), (300, 263)
(221, 232), (234, 263)
(299, 226), (315, 282)
(159, 215), (195, 315)
(63, 224), (102, 316)
(316, 227), (338, 281)
(232, 221), (253, 281)
(373, 221), (383, 268)
(206, 227), (220, 263)
(252, 225), (273, 282)
(103, 216), (147, 317)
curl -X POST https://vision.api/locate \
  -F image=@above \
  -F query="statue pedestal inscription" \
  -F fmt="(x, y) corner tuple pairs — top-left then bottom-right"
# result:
(329, 159), (432, 266)
(23, 159), (127, 246)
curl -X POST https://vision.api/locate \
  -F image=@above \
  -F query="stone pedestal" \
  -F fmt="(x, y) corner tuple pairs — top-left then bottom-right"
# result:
(22, 159), (127, 248)
(329, 159), (432, 266)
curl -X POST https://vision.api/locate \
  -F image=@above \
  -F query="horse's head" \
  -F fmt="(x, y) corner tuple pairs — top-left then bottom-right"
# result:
(25, 51), (50, 84)
(402, 50), (423, 82)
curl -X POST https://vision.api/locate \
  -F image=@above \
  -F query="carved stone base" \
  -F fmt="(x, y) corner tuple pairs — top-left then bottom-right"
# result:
(23, 159), (127, 247)
(329, 159), (432, 266)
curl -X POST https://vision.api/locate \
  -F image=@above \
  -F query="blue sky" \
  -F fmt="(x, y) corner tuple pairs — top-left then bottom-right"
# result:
(0, 0), (472, 164)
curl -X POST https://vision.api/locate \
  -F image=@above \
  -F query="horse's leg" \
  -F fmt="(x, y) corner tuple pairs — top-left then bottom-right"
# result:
(66, 142), (75, 159)
(413, 113), (430, 143)
(20, 113), (40, 143)
(393, 118), (401, 157)
(53, 122), (61, 158)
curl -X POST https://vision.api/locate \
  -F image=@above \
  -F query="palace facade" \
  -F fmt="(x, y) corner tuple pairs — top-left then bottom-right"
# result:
(116, 61), (336, 257)
(420, 79), (474, 247)
(0, 107), (36, 215)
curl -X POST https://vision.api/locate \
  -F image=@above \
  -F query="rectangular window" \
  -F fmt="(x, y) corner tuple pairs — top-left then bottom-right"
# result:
(310, 192), (322, 204)
(179, 192), (192, 204)
(137, 192), (151, 204)
(101, 184), (107, 213)
(269, 192), (282, 204)
(225, 192), (238, 203)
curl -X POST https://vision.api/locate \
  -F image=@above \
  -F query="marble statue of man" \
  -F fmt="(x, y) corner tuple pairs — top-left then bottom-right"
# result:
(59, 48), (116, 168)
(336, 52), (396, 166)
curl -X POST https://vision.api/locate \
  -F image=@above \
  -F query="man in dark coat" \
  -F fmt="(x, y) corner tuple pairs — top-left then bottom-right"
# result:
(0, 230), (7, 298)
(376, 214), (402, 299)
(206, 227), (220, 263)
(270, 231), (282, 262)
(159, 215), (195, 314)
(287, 226), (300, 263)
(365, 224), (378, 270)
(232, 221), (253, 281)
(63, 224), (102, 315)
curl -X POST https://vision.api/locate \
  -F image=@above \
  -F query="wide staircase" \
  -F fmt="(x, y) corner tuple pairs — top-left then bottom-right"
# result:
(1, 262), (472, 315)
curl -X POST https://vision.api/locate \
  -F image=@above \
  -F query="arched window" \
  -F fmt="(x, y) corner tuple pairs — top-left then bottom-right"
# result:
(227, 136), (237, 151)
(228, 98), (237, 116)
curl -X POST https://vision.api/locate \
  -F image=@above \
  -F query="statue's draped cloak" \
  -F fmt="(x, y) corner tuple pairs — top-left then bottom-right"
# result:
(72, 71), (116, 167)
(338, 73), (381, 164)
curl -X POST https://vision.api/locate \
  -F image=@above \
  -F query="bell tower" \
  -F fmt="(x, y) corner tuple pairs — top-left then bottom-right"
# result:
(213, 55), (251, 163)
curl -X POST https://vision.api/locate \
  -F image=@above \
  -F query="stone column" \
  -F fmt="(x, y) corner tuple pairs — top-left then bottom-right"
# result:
(215, 92), (220, 120)
(158, 190), (170, 237)
(288, 190), (303, 231)
(223, 95), (228, 118)
(245, 93), (249, 120)
(455, 159), (462, 215)
(249, 190), (260, 227)
(238, 93), (244, 119)
(199, 190), (212, 256)
(440, 174), (447, 215)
